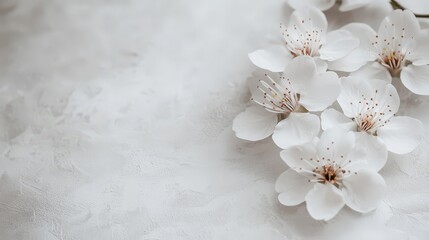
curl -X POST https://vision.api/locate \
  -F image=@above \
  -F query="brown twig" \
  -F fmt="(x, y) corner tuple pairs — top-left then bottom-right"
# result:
(391, 0), (429, 18)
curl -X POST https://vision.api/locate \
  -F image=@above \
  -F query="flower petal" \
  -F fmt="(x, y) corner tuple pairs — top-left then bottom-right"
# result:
(319, 29), (360, 61)
(289, 6), (328, 33)
(377, 116), (423, 154)
(288, 0), (336, 11)
(324, 0), (392, 30)
(350, 132), (388, 172)
(343, 169), (386, 213)
(299, 71), (340, 112)
(328, 23), (377, 72)
(276, 169), (313, 206)
(320, 108), (355, 131)
(248, 45), (292, 72)
(284, 56), (317, 92)
(339, 0), (371, 12)
(272, 112), (320, 149)
(314, 58), (328, 73)
(401, 64), (429, 96)
(305, 183), (345, 221)
(396, 0), (429, 16)
(280, 143), (319, 171)
(317, 128), (355, 164)
(378, 9), (420, 47)
(350, 62), (392, 83)
(338, 77), (399, 119)
(247, 71), (268, 101)
(232, 105), (278, 141)
(407, 29), (429, 65)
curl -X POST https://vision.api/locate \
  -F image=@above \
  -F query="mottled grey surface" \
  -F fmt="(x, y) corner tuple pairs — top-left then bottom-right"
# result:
(0, 0), (428, 239)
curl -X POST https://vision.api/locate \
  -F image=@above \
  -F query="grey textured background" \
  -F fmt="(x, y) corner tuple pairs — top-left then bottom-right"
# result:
(0, 0), (428, 239)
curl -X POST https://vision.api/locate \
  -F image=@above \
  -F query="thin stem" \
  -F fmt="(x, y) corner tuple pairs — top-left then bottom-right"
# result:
(391, 0), (429, 18)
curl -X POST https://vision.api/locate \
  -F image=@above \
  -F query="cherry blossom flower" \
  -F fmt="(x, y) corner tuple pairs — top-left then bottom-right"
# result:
(275, 128), (386, 221)
(288, 0), (372, 12)
(329, 10), (429, 95)
(248, 7), (359, 73)
(233, 56), (340, 149)
(321, 77), (423, 160)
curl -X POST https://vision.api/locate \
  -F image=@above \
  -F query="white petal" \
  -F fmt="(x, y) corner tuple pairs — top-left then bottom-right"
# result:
(338, 77), (399, 119)
(317, 128), (355, 164)
(272, 112), (320, 149)
(305, 183), (345, 221)
(343, 169), (386, 213)
(248, 45), (291, 72)
(247, 71), (268, 101)
(328, 23), (377, 72)
(350, 132), (388, 172)
(299, 71), (340, 112)
(396, 0), (429, 16)
(320, 108), (355, 131)
(284, 56), (317, 92)
(401, 64), (429, 96)
(377, 116), (423, 154)
(289, 6), (328, 33)
(280, 143), (319, 171)
(378, 10), (420, 46)
(339, 0), (371, 12)
(288, 0), (336, 11)
(325, 0), (392, 30)
(319, 29), (360, 61)
(350, 62), (392, 83)
(407, 29), (429, 65)
(337, 77), (362, 118)
(275, 169), (313, 206)
(314, 58), (328, 73)
(232, 105), (278, 141)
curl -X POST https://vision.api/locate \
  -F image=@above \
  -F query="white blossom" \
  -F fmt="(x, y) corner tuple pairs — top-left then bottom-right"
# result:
(275, 129), (386, 220)
(248, 7), (359, 73)
(233, 56), (340, 149)
(322, 77), (423, 161)
(329, 10), (429, 95)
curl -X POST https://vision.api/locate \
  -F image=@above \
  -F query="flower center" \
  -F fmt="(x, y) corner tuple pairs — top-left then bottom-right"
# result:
(309, 163), (356, 188)
(315, 165), (345, 185)
(349, 89), (395, 135)
(357, 114), (377, 133)
(380, 50), (406, 76)
(290, 46), (317, 58)
(298, 153), (358, 188)
(355, 111), (390, 135)
(281, 23), (322, 58)
(371, 26), (414, 76)
(252, 74), (302, 114)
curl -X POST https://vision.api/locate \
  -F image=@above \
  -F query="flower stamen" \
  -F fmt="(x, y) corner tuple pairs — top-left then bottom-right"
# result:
(308, 163), (355, 188)
(252, 75), (302, 114)
(371, 24), (414, 76)
(351, 89), (393, 135)
(281, 21), (322, 58)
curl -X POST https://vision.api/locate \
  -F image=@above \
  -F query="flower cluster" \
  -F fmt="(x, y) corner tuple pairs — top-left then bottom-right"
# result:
(233, 4), (426, 221)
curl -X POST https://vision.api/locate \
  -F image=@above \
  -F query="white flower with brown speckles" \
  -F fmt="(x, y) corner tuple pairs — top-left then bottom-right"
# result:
(329, 10), (429, 95)
(321, 77), (423, 163)
(248, 7), (359, 73)
(233, 56), (340, 149)
(276, 128), (386, 221)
